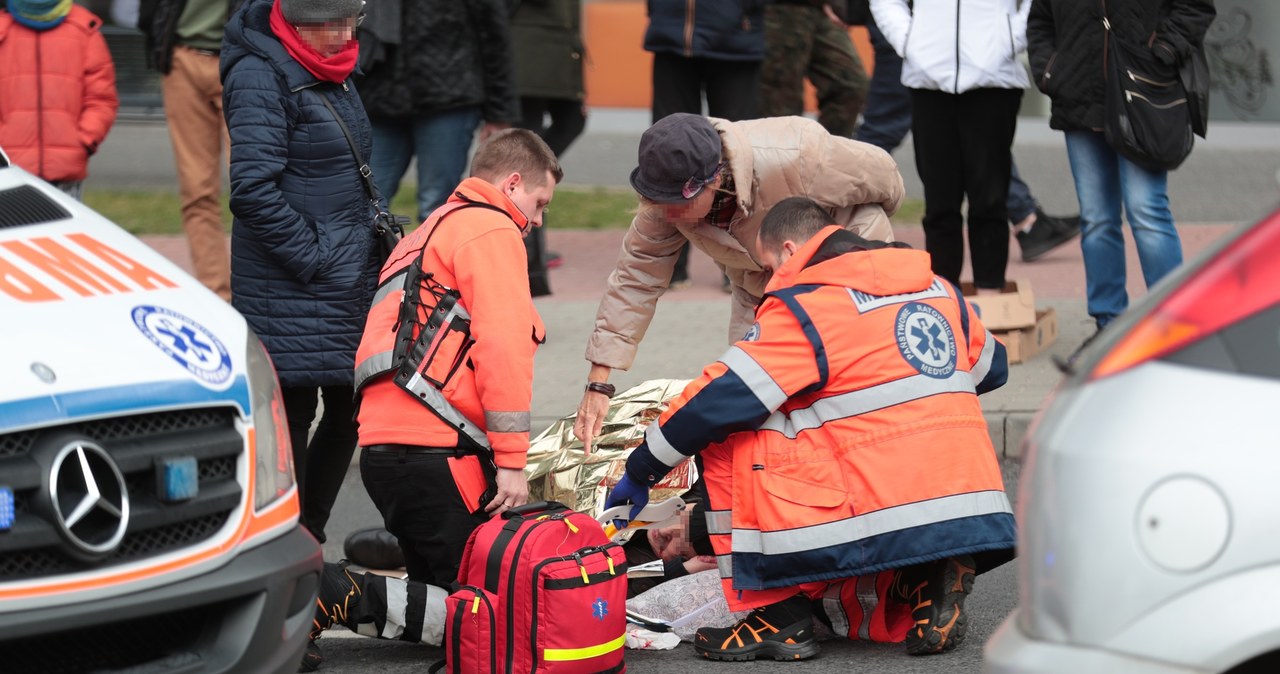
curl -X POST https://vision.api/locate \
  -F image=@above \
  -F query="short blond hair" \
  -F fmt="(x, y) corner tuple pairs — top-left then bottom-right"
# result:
(470, 129), (564, 186)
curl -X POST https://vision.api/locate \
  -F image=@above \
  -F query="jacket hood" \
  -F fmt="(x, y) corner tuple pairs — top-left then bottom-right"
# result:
(766, 226), (934, 296)
(220, 0), (317, 89)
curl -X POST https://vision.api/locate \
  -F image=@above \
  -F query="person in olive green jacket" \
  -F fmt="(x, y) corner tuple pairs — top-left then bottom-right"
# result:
(511, 0), (585, 296)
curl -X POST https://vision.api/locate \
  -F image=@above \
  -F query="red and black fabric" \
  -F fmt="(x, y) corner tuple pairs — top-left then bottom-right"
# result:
(446, 502), (628, 674)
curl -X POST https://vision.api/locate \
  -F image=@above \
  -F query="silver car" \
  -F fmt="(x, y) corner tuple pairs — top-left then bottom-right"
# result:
(985, 207), (1280, 674)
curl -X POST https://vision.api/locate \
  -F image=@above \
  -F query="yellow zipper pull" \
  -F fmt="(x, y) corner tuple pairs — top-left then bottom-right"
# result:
(565, 519), (579, 534)
(471, 596), (480, 614)
(607, 556), (616, 575)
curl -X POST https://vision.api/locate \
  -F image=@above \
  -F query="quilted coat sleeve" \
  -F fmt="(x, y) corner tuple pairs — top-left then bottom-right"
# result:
(584, 204), (688, 371)
(78, 26), (118, 154)
(223, 62), (323, 283)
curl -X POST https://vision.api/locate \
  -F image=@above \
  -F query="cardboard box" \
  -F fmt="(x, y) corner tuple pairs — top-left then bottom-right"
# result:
(997, 308), (1059, 364)
(961, 279), (1038, 331)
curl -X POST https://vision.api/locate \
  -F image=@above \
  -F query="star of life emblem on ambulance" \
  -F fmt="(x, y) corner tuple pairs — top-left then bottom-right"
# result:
(894, 302), (957, 379)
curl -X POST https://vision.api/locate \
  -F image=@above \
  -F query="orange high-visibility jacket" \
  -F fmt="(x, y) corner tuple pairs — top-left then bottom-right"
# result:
(355, 178), (545, 471)
(625, 226), (1013, 592)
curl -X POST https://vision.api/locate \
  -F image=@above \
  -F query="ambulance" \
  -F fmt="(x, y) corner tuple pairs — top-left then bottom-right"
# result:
(0, 148), (321, 673)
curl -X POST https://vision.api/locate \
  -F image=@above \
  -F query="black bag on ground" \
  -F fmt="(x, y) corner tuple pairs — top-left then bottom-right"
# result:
(1102, 19), (1195, 172)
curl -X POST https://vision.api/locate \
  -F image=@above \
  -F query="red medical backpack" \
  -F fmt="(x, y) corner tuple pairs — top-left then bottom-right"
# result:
(445, 501), (628, 674)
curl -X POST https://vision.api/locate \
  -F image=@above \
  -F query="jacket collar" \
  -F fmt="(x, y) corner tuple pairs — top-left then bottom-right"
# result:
(222, 0), (331, 91)
(710, 117), (756, 224)
(449, 177), (530, 231)
(765, 226), (934, 296)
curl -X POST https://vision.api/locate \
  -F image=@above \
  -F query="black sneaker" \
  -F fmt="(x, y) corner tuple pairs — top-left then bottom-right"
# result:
(297, 639), (322, 672)
(1016, 210), (1080, 262)
(312, 561), (363, 640)
(890, 555), (975, 655)
(694, 594), (820, 661)
(344, 527), (404, 570)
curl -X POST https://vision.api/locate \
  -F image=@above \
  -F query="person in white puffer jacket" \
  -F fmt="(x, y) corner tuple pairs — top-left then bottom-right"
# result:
(870, 0), (1031, 297)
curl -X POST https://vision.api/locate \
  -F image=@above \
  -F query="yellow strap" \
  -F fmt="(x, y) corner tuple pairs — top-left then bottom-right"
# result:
(542, 634), (626, 662)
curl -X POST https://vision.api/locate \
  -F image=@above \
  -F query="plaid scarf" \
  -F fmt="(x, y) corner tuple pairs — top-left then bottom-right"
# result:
(7, 0), (72, 29)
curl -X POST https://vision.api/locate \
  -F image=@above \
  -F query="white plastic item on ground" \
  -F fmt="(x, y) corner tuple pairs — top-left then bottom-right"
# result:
(624, 627), (681, 650)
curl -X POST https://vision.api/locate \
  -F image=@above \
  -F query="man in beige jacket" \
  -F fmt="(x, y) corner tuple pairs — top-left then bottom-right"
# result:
(574, 113), (905, 446)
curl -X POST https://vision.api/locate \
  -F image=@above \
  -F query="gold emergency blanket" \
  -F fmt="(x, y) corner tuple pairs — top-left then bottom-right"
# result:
(525, 379), (697, 517)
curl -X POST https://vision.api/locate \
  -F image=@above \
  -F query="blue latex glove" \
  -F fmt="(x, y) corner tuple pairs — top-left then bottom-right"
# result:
(604, 473), (650, 529)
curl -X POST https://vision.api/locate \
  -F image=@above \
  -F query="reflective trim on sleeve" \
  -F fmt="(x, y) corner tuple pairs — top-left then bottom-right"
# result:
(717, 554), (733, 579)
(759, 371), (977, 438)
(720, 346), (788, 410)
(705, 509), (733, 535)
(644, 422), (686, 469)
(484, 411), (530, 433)
(355, 349), (395, 392)
(731, 490), (1013, 555)
(970, 330), (997, 385)
(372, 270), (408, 306)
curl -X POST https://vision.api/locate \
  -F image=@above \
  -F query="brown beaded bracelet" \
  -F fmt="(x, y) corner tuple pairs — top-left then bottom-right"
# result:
(585, 381), (616, 398)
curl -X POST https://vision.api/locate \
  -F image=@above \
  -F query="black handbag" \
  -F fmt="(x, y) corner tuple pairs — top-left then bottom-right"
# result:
(1101, 4), (1195, 172)
(312, 92), (408, 265)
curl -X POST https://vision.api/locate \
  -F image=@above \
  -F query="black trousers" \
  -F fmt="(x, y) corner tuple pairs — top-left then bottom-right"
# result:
(909, 87), (1022, 290)
(360, 448), (491, 589)
(652, 52), (761, 282)
(281, 385), (358, 544)
(518, 97), (586, 297)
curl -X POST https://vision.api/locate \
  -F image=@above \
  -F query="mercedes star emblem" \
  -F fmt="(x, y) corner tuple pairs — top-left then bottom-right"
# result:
(49, 441), (130, 558)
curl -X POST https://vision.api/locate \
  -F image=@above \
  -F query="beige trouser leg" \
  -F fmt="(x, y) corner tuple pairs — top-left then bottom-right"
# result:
(163, 46), (231, 301)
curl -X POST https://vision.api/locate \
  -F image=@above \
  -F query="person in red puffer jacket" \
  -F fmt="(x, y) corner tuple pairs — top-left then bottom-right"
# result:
(0, 0), (118, 199)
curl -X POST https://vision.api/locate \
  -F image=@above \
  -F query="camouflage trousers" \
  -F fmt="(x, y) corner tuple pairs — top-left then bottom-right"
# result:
(761, 4), (870, 138)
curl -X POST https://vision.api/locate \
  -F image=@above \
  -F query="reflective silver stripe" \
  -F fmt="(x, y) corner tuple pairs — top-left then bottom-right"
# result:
(372, 270), (408, 306)
(731, 490), (1013, 555)
(380, 576), (408, 639)
(403, 372), (491, 449)
(720, 346), (788, 410)
(355, 349), (395, 391)
(716, 554), (733, 579)
(644, 423), (686, 469)
(970, 330), (997, 384)
(821, 583), (851, 638)
(855, 574), (880, 641)
(420, 583), (448, 646)
(705, 509), (733, 535)
(846, 278), (949, 313)
(759, 371), (978, 438)
(485, 411), (530, 433)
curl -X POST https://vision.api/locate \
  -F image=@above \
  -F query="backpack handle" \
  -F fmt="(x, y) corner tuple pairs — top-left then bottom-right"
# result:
(502, 501), (570, 520)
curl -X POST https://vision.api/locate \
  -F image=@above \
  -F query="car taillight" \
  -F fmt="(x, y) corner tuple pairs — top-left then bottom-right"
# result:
(1091, 210), (1280, 380)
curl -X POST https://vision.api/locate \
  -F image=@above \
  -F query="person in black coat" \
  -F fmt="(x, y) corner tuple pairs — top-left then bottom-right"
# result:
(1027, 0), (1214, 358)
(220, 0), (379, 545)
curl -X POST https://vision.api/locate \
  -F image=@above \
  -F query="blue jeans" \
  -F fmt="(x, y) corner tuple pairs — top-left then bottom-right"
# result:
(854, 18), (910, 153)
(1064, 130), (1182, 327)
(370, 107), (482, 221)
(1007, 162), (1037, 223)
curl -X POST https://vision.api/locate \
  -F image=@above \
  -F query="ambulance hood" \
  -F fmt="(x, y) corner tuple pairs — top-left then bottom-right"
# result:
(0, 165), (252, 428)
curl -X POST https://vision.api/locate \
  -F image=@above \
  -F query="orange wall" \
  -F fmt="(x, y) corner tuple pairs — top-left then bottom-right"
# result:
(583, 0), (875, 111)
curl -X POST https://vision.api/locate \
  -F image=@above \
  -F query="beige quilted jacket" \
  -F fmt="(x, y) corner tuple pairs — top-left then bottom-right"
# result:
(585, 116), (906, 371)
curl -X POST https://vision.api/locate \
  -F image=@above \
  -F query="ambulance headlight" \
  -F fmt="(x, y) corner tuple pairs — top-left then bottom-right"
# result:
(246, 331), (295, 510)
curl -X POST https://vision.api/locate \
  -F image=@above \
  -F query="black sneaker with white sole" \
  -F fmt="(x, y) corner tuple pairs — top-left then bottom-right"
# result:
(694, 594), (820, 661)
(1016, 210), (1081, 262)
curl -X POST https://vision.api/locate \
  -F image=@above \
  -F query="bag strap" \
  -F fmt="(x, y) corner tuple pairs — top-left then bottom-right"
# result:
(311, 89), (382, 206)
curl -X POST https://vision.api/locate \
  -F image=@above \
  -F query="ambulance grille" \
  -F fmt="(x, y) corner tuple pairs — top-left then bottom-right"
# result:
(0, 408), (245, 581)
(0, 184), (72, 228)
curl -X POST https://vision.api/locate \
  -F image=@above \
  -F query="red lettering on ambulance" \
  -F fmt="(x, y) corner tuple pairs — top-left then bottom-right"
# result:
(0, 238), (128, 297)
(0, 257), (59, 302)
(68, 234), (177, 291)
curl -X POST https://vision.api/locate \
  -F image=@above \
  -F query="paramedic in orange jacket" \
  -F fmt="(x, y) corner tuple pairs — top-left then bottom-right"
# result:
(606, 196), (1014, 661)
(354, 129), (561, 588)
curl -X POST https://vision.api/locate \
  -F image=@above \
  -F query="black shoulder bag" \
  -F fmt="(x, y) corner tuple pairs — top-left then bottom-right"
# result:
(312, 91), (409, 266)
(1101, 1), (1195, 172)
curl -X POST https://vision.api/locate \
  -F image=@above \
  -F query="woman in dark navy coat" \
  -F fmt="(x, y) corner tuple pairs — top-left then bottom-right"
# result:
(221, 0), (377, 543)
